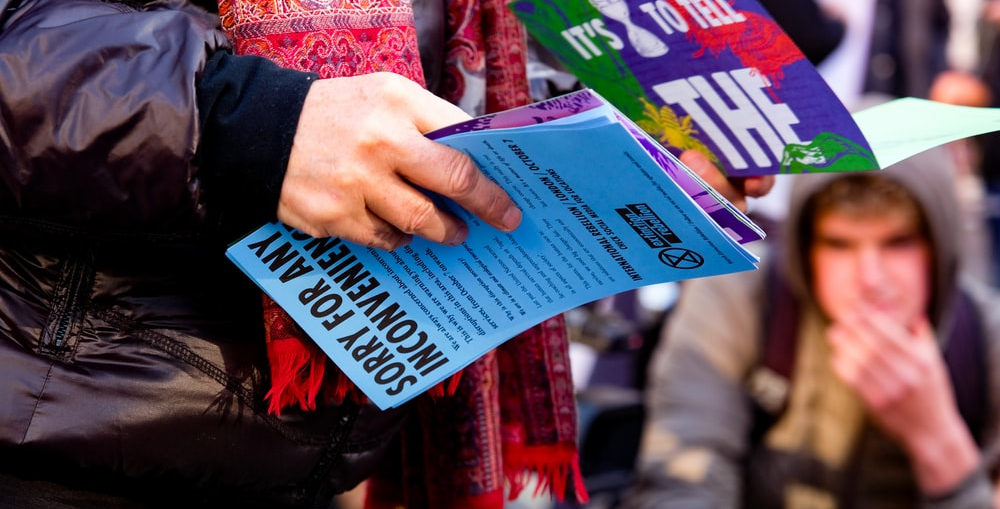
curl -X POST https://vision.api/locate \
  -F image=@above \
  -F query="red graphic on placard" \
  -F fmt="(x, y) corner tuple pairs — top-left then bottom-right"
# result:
(685, 8), (803, 89)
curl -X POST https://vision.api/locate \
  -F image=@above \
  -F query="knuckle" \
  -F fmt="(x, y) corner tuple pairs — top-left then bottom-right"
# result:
(298, 223), (329, 240)
(348, 124), (386, 155)
(881, 382), (908, 408)
(369, 225), (407, 250)
(287, 206), (352, 240)
(371, 72), (411, 105)
(320, 211), (352, 235)
(869, 394), (889, 412)
(400, 199), (438, 234)
(445, 156), (479, 196)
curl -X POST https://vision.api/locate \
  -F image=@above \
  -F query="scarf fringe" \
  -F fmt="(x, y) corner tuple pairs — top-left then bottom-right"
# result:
(266, 337), (466, 414)
(263, 333), (327, 416)
(504, 442), (589, 504)
(426, 371), (463, 398)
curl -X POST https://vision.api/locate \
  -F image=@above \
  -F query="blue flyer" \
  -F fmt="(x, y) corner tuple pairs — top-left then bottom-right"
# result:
(227, 90), (760, 409)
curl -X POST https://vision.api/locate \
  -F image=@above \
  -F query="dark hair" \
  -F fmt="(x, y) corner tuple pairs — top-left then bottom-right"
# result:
(797, 173), (930, 286)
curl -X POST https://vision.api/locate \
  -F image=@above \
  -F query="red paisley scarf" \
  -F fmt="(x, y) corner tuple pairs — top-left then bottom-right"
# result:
(216, 1), (587, 508)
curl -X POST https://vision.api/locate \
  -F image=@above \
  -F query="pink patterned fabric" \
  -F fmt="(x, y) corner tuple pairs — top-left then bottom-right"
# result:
(220, 0), (425, 82)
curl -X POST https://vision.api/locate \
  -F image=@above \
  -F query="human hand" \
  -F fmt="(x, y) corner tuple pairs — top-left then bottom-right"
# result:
(826, 306), (978, 495)
(280, 72), (522, 250)
(816, 1), (845, 25)
(679, 150), (775, 212)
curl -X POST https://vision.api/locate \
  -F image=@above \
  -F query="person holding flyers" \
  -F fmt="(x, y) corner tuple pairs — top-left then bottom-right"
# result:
(0, 1), (540, 508)
(621, 146), (1000, 509)
(0, 1), (774, 508)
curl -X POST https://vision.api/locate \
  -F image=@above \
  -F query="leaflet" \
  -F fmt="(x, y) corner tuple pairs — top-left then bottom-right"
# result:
(510, 0), (878, 176)
(428, 86), (764, 244)
(227, 89), (760, 409)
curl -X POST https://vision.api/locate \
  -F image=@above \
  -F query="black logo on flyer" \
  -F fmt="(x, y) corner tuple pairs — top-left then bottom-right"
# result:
(616, 203), (704, 269)
(659, 248), (704, 269)
(615, 203), (682, 249)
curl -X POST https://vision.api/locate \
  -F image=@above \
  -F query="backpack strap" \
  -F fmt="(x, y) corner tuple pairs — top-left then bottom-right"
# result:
(745, 261), (799, 442)
(942, 289), (989, 442)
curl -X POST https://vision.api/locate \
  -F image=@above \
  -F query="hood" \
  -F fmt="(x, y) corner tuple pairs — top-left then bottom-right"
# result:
(779, 145), (961, 328)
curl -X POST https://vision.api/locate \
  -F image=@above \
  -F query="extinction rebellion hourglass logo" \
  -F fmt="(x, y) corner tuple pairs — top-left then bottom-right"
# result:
(615, 203), (705, 270)
(659, 247), (704, 269)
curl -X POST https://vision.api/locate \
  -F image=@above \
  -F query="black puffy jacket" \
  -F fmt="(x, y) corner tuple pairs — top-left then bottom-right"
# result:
(0, 1), (409, 507)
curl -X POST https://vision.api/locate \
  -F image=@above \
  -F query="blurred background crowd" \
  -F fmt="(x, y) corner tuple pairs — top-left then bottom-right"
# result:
(506, 1), (1000, 507)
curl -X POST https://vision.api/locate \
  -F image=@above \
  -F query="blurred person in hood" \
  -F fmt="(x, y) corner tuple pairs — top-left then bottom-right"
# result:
(621, 145), (1000, 509)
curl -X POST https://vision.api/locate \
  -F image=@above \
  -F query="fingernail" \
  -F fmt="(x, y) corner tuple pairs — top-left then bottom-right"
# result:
(384, 233), (413, 251)
(501, 206), (522, 231)
(445, 223), (468, 246)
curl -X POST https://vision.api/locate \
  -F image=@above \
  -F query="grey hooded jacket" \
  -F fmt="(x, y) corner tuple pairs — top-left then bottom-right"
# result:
(622, 147), (1000, 509)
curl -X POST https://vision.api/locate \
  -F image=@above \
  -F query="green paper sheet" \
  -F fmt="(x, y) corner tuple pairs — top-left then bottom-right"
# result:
(852, 98), (1000, 169)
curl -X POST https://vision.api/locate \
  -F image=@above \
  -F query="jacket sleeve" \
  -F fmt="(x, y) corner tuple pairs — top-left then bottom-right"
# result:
(621, 268), (764, 509)
(922, 465), (995, 509)
(195, 50), (316, 239)
(0, 0), (313, 236)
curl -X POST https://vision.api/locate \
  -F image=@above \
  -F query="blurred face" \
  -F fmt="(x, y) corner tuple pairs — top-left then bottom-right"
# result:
(809, 209), (931, 327)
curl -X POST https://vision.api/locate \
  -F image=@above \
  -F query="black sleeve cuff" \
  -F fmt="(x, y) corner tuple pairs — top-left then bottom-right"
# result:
(196, 51), (318, 238)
